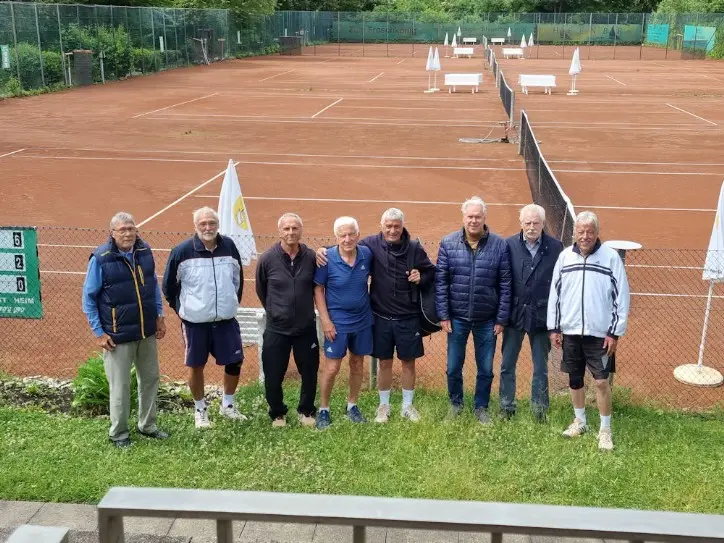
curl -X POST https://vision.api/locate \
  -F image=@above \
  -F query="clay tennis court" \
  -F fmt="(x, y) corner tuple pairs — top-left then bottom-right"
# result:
(1, 47), (722, 408)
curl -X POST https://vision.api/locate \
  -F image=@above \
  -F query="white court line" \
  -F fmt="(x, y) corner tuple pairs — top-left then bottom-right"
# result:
(258, 69), (295, 82)
(665, 103), (718, 126)
(0, 148), (25, 159)
(604, 75), (627, 86)
(532, 121), (699, 127)
(548, 158), (724, 167)
(311, 98), (343, 119)
(579, 204), (715, 212)
(195, 196), (526, 206)
(701, 74), (723, 82)
(137, 162), (238, 227)
(132, 93), (219, 119)
(368, 72), (385, 83)
(17, 154), (524, 172)
(396, 59), (405, 65)
(16, 153), (724, 176)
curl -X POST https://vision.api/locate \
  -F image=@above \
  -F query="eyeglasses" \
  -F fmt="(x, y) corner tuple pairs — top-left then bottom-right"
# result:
(196, 221), (218, 228)
(112, 227), (137, 234)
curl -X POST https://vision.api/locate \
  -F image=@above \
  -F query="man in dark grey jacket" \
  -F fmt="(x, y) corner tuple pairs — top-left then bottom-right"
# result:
(256, 213), (319, 428)
(435, 196), (512, 424)
(500, 204), (563, 422)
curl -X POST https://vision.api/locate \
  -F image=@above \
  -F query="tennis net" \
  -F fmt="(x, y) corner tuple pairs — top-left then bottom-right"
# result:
(519, 110), (576, 243)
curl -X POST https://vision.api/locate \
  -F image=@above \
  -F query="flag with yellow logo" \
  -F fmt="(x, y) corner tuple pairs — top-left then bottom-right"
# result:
(218, 159), (257, 266)
(703, 180), (724, 282)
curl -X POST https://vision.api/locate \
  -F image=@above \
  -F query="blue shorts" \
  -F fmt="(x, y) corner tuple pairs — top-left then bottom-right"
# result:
(181, 319), (243, 368)
(372, 315), (424, 361)
(323, 327), (373, 359)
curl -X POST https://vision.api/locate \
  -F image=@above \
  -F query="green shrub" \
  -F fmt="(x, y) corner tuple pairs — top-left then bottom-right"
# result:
(72, 352), (138, 413)
(131, 48), (160, 73)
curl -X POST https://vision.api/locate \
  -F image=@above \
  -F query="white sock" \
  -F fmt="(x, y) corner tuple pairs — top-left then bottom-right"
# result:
(402, 389), (414, 409)
(194, 399), (206, 412)
(600, 415), (611, 430)
(347, 402), (356, 412)
(574, 407), (587, 424)
(379, 390), (391, 406)
(319, 407), (329, 413)
(223, 394), (235, 408)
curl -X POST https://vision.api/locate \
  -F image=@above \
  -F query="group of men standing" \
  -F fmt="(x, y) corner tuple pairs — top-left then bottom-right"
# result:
(83, 198), (629, 452)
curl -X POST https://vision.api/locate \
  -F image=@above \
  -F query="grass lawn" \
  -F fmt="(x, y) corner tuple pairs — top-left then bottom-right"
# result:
(1, 383), (722, 514)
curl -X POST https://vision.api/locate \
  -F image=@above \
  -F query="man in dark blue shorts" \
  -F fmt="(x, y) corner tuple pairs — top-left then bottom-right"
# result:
(163, 207), (247, 429)
(314, 216), (373, 429)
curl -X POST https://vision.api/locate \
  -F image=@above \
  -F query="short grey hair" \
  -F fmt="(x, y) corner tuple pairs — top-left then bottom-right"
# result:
(575, 211), (599, 234)
(519, 204), (546, 223)
(193, 206), (219, 224)
(278, 213), (303, 229)
(380, 208), (405, 225)
(461, 196), (487, 215)
(333, 216), (359, 236)
(110, 212), (135, 230)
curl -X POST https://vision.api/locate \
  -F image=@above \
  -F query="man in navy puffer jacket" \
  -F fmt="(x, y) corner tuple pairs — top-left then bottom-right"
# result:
(435, 196), (512, 423)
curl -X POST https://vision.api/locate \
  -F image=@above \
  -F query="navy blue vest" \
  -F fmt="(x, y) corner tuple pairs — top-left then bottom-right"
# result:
(92, 237), (158, 344)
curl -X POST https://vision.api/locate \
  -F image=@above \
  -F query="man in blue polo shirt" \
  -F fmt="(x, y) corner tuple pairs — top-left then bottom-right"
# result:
(314, 216), (373, 429)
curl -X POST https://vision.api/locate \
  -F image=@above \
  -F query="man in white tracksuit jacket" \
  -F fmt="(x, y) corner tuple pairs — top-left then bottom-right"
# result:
(547, 211), (630, 451)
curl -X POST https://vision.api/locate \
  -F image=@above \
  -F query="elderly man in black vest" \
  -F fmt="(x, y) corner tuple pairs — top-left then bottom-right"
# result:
(499, 204), (563, 422)
(82, 212), (168, 448)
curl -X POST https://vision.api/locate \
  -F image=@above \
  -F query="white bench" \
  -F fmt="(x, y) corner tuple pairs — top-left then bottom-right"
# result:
(490, 37), (505, 45)
(518, 74), (556, 95)
(445, 73), (483, 93)
(502, 47), (524, 59)
(452, 47), (474, 58)
(462, 37), (477, 45)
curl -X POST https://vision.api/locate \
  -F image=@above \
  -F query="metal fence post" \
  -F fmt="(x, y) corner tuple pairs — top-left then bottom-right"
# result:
(362, 11), (365, 56)
(588, 12), (593, 60)
(386, 11), (389, 57)
(34, 4), (46, 87)
(337, 11), (340, 56)
(9, 2), (21, 85)
(613, 13), (618, 59)
(150, 8), (158, 71)
(56, 4), (67, 86)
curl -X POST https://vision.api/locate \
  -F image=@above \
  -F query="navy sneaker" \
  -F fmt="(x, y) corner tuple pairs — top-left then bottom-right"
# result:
(346, 405), (367, 424)
(316, 410), (331, 430)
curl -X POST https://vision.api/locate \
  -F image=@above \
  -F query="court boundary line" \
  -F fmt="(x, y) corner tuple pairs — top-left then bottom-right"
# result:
(0, 148), (25, 159)
(258, 69), (295, 82)
(665, 103), (718, 126)
(311, 98), (343, 118)
(193, 196), (716, 213)
(11, 154), (724, 176)
(132, 92), (219, 119)
(605, 75), (627, 86)
(368, 72), (385, 82)
(27, 146), (724, 168)
(146, 115), (508, 128)
(137, 162), (239, 227)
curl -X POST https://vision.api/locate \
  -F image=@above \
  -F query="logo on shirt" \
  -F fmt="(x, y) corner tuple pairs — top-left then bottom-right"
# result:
(311, 343), (317, 349)
(326, 346), (333, 353)
(361, 265), (366, 270)
(415, 332), (420, 337)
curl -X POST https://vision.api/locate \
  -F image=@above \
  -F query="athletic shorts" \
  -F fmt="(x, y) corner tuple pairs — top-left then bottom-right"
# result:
(181, 318), (243, 368)
(372, 314), (424, 361)
(323, 327), (373, 359)
(561, 334), (615, 380)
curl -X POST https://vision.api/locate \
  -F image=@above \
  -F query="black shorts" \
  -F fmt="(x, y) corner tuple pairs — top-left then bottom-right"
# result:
(372, 314), (423, 361)
(181, 318), (244, 368)
(561, 335), (615, 380)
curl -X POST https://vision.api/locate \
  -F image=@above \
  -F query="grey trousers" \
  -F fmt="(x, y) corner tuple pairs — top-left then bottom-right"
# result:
(103, 336), (160, 441)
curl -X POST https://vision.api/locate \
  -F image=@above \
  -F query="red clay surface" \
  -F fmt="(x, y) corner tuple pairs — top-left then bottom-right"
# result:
(1, 49), (723, 408)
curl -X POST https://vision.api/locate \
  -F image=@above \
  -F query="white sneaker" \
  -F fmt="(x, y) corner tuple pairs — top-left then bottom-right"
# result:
(401, 405), (421, 422)
(374, 404), (390, 423)
(562, 417), (588, 438)
(195, 408), (212, 429)
(598, 428), (614, 451)
(219, 404), (249, 421)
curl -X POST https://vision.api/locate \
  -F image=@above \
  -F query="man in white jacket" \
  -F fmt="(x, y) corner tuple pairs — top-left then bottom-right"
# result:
(547, 211), (630, 451)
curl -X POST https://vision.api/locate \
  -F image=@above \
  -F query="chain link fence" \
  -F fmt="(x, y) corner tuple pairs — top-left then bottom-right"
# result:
(0, 226), (722, 411)
(2, 5), (724, 97)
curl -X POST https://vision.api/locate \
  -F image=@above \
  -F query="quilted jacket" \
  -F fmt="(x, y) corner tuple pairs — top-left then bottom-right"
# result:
(435, 227), (512, 324)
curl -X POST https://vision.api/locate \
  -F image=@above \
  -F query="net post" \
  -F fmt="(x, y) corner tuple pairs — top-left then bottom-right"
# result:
(613, 13), (619, 59)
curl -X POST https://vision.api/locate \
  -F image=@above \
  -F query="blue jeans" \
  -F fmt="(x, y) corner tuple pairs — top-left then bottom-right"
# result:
(500, 327), (550, 414)
(446, 319), (496, 409)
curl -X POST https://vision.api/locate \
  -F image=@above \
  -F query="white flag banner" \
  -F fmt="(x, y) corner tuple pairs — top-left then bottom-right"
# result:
(703, 180), (724, 282)
(218, 159), (257, 266)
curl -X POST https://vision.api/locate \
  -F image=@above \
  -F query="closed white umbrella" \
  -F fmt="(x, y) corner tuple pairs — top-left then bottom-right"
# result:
(457, 26), (462, 38)
(507, 27), (512, 42)
(444, 32), (449, 46)
(424, 46), (433, 92)
(528, 33), (535, 47)
(520, 35), (527, 49)
(432, 47), (441, 91)
(568, 47), (581, 95)
(451, 33), (457, 49)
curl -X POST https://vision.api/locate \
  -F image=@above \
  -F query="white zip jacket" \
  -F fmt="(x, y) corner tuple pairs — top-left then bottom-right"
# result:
(547, 240), (630, 338)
